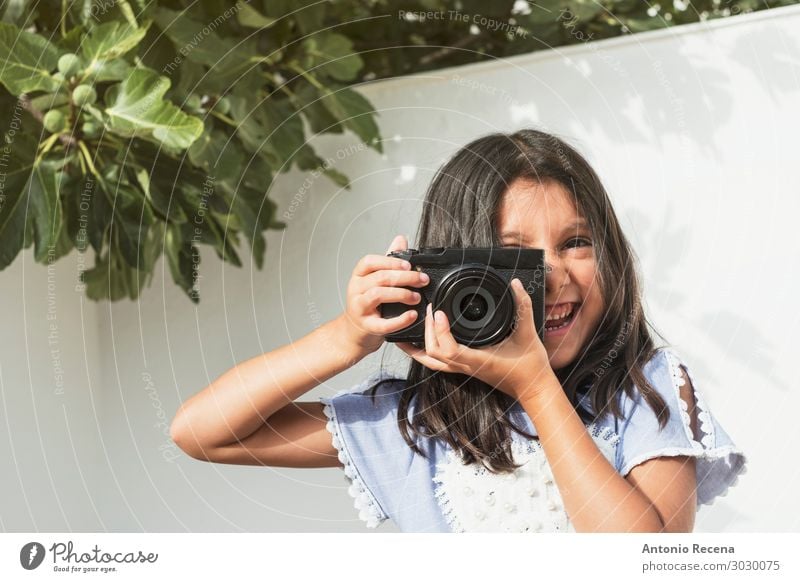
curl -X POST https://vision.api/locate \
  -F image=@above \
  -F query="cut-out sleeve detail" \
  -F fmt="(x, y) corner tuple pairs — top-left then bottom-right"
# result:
(318, 370), (410, 528)
(617, 348), (748, 508)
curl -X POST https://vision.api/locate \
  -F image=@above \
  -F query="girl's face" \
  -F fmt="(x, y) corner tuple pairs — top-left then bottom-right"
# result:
(496, 178), (604, 370)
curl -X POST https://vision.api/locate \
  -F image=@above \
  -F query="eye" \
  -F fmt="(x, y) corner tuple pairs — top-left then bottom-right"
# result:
(565, 237), (591, 248)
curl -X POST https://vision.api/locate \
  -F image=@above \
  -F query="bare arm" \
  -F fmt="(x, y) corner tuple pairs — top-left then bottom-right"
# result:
(170, 235), (426, 468)
(521, 367), (698, 533)
(169, 315), (364, 466)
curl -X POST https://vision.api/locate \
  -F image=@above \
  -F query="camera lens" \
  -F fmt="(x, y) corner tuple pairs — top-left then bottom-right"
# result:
(432, 265), (514, 347)
(461, 292), (487, 321)
(452, 285), (496, 329)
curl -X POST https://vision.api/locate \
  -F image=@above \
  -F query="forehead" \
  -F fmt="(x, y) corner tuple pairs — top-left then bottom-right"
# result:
(496, 179), (582, 233)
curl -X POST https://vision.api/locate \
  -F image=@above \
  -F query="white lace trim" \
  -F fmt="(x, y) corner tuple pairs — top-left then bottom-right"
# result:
(620, 445), (749, 507)
(663, 348), (715, 449)
(636, 348), (748, 507)
(432, 422), (619, 532)
(320, 396), (386, 528)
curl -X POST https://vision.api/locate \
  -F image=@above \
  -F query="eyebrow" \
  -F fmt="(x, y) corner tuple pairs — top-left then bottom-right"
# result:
(499, 220), (590, 240)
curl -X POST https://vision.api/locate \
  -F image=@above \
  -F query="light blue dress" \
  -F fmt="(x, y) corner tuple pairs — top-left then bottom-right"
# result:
(318, 347), (747, 532)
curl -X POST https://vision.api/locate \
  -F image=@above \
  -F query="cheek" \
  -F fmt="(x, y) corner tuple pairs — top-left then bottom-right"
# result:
(576, 265), (604, 320)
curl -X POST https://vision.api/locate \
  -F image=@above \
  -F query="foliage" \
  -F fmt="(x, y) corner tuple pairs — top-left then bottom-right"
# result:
(0, 0), (793, 301)
(338, 0), (799, 80)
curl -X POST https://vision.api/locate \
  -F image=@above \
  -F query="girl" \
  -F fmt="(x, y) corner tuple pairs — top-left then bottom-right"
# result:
(170, 129), (747, 533)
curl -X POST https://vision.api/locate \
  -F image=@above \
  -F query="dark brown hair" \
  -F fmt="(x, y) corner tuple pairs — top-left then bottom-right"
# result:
(372, 128), (671, 473)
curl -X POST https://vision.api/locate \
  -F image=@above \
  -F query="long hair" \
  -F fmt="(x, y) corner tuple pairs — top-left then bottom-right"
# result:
(371, 128), (671, 473)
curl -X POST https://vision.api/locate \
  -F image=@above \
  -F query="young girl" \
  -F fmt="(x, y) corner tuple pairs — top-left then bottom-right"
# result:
(170, 129), (747, 533)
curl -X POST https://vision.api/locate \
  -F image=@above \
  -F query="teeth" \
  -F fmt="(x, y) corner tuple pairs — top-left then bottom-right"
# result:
(546, 303), (576, 321)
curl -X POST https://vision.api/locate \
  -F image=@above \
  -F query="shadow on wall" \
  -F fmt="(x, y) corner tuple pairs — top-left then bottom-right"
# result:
(533, 16), (798, 397)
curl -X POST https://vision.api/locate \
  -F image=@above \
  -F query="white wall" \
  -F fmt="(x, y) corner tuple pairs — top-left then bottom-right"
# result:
(2, 5), (798, 532)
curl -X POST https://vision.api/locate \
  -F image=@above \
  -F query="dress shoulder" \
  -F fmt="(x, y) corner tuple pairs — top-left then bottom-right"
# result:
(318, 369), (414, 527)
(616, 347), (748, 507)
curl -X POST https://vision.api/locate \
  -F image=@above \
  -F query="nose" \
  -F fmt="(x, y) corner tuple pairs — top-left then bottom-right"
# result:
(545, 253), (571, 296)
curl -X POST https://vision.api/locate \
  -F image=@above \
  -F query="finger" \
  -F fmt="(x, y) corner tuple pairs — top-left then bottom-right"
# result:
(433, 309), (463, 359)
(360, 268), (429, 292)
(359, 286), (421, 311)
(386, 234), (409, 254)
(424, 303), (439, 352)
(361, 310), (418, 335)
(511, 278), (535, 343)
(435, 310), (484, 373)
(396, 341), (451, 372)
(354, 254), (412, 277)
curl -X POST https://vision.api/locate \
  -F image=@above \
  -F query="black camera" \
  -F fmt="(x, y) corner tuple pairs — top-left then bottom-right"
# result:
(380, 247), (546, 347)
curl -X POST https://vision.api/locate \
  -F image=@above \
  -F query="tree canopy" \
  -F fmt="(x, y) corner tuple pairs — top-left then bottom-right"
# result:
(0, 0), (791, 301)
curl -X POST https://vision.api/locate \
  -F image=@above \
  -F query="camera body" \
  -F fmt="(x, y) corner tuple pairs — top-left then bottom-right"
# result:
(380, 247), (546, 347)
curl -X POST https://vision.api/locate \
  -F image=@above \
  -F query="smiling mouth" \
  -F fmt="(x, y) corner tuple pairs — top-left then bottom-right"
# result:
(544, 302), (580, 332)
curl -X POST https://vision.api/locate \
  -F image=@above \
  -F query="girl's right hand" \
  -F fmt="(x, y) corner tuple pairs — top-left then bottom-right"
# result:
(337, 234), (430, 359)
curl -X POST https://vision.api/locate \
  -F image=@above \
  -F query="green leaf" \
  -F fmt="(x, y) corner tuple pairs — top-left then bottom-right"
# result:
(85, 58), (131, 83)
(228, 94), (306, 172)
(173, 59), (205, 99)
(107, 181), (154, 268)
(82, 251), (126, 301)
(30, 90), (70, 111)
(292, 80), (344, 135)
(192, 210), (242, 267)
(318, 85), (382, 153)
(57, 173), (106, 254)
(151, 7), (260, 94)
(1, 0), (30, 27)
(27, 162), (64, 263)
(58, 25), (85, 53)
(165, 223), (199, 302)
(105, 67), (204, 150)
(226, 185), (279, 269)
(90, 180), (113, 253)
(236, 1), (276, 29)
(188, 126), (246, 182)
(51, 217), (74, 260)
(240, 155), (274, 192)
(151, 7), (235, 68)
(82, 246), (146, 301)
(132, 140), (210, 224)
(292, 144), (351, 189)
(82, 209), (163, 302)
(0, 131), (38, 269)
(292, 0), (327, 35)
(81, 20), (151, 65)
(569, 0), (607, 21)
(302, 33), (363, 82)
(0, 22), (60, 94)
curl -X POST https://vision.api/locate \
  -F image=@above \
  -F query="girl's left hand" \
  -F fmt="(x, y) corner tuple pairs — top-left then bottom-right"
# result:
(396, 278), (555, 402)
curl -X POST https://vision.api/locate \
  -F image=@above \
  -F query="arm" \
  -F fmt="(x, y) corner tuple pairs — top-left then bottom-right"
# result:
(520, 367), (698, 533)
(169, 315), (364, 467)
(170, 234), (424, 467)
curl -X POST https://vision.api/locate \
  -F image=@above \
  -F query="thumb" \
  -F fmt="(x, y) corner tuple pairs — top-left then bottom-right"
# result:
(386, 234), (408, 255)
(511, 278), (535, 342)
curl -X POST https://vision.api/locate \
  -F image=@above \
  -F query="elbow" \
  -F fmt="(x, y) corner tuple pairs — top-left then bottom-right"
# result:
(169, 414), (192, 458)
(170, 408), (208, 461)
(169, 404), (187, 447)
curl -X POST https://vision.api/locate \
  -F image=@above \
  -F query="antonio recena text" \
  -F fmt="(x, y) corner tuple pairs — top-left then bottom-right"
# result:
(642, 544), (735, 554)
